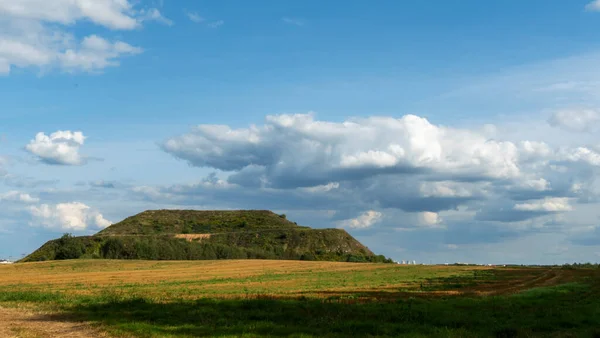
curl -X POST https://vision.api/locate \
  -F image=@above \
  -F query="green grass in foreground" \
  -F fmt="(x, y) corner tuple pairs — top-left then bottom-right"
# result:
(1, 262), (600, 337)
(2, 282), (599, 337)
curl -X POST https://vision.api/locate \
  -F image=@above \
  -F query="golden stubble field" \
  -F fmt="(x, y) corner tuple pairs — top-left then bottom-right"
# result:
(1, 260), (596, 338)
(0, 259), (573, 301)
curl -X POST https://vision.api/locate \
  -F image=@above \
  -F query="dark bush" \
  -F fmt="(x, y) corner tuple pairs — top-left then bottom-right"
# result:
(55, 233), (86, 260)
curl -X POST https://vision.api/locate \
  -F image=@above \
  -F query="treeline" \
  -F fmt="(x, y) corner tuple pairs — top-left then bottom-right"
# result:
(28, 234), (393, 263)
(561, 263), (600, 269)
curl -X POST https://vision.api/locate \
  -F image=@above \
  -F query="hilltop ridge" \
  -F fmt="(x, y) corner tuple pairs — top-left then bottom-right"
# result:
(97, 209), (306, 236)
(22, 209), (392, 264)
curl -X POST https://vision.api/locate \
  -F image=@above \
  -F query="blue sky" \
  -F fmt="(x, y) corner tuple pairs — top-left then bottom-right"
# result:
(1, 0), (600, 264)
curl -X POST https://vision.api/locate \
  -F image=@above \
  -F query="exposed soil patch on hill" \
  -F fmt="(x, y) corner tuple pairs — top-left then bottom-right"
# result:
(174, 233), (211, 241)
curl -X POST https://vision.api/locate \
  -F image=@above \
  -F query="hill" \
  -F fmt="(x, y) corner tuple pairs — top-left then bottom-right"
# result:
(97, 209), (306, 235)
(22, 210), (391, 263)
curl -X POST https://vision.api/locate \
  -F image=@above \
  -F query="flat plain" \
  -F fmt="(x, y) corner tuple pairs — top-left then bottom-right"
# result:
(1, 260), (599, 337)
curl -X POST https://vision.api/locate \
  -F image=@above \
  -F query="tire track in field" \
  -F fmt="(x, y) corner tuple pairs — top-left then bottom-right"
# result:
(476, 269), (563, 296)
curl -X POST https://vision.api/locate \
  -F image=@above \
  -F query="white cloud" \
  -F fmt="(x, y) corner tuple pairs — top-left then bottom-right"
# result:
(0, 191), (39, 203)
(338, 210), (382, 229)
(139, 8), (173, 26)
(300, 182), (340, 193)
(29, 202), (112, 231)
(159, 112), (600, 229)
(586, 0), (600, 11)
(418, 211), (443, 227)
(185, 11), (204, 23)
(0, 0), (162, 74)
(559, 147), (600, 166)
(207, 20), (224, 28)
(0, 0), (139, 30)
(548, 109), (600, 132)
(519, 141), (553, 160)
(131, 185), (174, 200)
(25, 131), (86, 165)
(515, 178), (550, 192)
(514, 198), (573, 212)
(163, 114), (527, 186)
(282, 17), (304, 26)
(419, 181), (474, 198)
(60, 35), (142, 72)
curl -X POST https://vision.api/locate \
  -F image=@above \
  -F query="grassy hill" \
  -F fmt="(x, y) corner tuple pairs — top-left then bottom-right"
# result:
(97, 210), (306, 236)
(22, 210), (391, 263)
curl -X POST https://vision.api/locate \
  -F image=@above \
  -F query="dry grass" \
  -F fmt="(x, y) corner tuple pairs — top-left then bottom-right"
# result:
(173, 234), (211, 242)
(0, 260), (489, 299)
(0, 306), (108, 338)
(0, 260), (384, 284)
(0, 260), (575, 302)
(1, 260), (597, 337)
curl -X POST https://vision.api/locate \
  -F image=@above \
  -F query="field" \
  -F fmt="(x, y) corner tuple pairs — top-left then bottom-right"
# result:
(1, 260), (599, 337)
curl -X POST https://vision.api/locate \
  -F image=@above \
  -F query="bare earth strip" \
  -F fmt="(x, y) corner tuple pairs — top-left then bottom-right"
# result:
(0, 307), (108, 338)
(174, 233), (211, 241)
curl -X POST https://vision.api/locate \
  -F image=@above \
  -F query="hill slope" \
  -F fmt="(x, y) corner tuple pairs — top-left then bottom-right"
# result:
(97, 210), (306, 236)
(22, 210), (391, 263)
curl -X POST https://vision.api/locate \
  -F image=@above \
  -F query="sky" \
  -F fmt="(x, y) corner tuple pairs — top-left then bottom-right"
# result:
(1, 0), (600, 264)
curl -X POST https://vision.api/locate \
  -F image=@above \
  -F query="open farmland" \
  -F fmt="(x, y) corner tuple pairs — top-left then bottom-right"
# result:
(1, 260), (599, 337)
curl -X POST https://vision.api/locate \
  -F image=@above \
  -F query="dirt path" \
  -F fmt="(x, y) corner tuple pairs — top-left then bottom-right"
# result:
(0, 307), (108, 338)
(471, 269), (567, 296)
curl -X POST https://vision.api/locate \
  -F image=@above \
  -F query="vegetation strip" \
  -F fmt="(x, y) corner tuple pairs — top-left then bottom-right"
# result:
(1, 260), (599, 337)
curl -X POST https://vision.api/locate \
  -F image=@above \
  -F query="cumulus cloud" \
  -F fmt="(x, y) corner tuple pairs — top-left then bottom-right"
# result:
(0, 0), (164, 74)
(418, 212), (443, 227)
(162, 114), (600, 212)
(59, 35), (142, 72)
(0, 0), (140, 29)
(419, 181), (474, 198)
(548, 109), (600, 132)
(25, 131), (86, 165)
(475, 197), (575, 224)
(29, 202), (112, 231)
(162, 114), (525, 188)
(558, 146), (600, 166)
(337, 210), (382, 229)
(0, 191), (39, 203)
(156, 113), (600, 243)
(514, 197), (573, 212)
(586, 0), (600, 11)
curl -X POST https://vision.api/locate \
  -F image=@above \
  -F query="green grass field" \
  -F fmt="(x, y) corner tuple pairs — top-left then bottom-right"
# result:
(1, 260), (599, 337)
